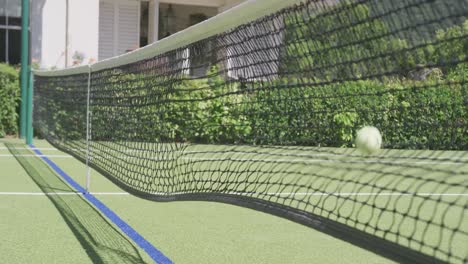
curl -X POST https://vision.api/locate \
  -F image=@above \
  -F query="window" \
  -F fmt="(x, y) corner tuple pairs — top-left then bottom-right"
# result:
(225, 19), (282, 81)
(140, 1), (149, 47)
(157, 4), (218, 77)
(0, 0), (22, 64)
(98, 0), (140, 60)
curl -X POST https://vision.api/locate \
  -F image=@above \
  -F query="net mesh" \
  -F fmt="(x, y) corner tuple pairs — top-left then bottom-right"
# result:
(34, 0), (467, 263)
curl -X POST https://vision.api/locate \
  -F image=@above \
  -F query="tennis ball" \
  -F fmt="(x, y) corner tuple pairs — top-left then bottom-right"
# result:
(355, 126), (382, 155)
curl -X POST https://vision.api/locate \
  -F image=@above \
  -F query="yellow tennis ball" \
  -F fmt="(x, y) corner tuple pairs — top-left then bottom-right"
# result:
(355, 126), (382, 155)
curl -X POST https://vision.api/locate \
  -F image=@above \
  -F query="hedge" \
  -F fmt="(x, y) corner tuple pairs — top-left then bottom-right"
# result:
(38, 1), (467, 150)
(66, 61), (465, 150)
(0, 64), (20, 137)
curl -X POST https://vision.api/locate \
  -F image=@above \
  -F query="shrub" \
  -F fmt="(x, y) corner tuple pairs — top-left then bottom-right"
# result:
(431, 20), (468, 70)
(162, 66), (250, 143)
(240, 77), (465, 150)
(122, 73), (465, 150)
(36, 1), (466, 151)
(0, 64), (20, 137)
(280, 1), (410, 80)
(280, 0), (467, 81)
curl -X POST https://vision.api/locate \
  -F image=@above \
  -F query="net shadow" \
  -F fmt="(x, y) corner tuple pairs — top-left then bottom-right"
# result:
(5, 143), (149, 264)
(33, 0), (468, 263)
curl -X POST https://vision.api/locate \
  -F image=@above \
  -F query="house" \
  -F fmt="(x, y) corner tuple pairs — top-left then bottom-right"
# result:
(0, 0), (246, 68)
(0, 0), (22, 64)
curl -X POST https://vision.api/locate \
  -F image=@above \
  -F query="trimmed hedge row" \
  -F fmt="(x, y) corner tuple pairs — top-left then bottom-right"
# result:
(0, 64), (20, 137)
(158, 64), (467, 149)
(79, 62), (466, 150)
(41, 1), (467, 150)
(280, 1), (468, 79)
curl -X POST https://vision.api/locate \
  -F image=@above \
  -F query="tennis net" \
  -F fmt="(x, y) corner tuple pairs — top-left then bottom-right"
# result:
(33, 0), (467, 263)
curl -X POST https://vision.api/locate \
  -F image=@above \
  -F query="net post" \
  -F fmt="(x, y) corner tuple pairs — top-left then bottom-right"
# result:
(85, 65), (92, 193)
(26, 67), (34, 145)
(19, 0), (30, 139)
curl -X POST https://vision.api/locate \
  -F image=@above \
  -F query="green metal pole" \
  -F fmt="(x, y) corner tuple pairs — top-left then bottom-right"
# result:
(26, 67), (33, 144)
(19, 0), (30, 139)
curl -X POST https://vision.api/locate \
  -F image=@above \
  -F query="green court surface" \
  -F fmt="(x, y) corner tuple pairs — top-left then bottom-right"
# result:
(1, 138), (466, 263)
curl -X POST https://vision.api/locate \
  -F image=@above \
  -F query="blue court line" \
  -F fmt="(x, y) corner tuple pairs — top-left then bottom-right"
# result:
(29, 144), (173, 264)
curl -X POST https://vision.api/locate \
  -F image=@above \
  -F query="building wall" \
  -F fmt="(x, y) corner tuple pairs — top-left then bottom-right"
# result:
(218, 0), (245, 13)
(160, 0), (224, 7)
(159, 3), (218, 37)
(29, 0), (245, 69)
(0, 0), (22, 64)
(98, 0), (140, 60)
(33, 0), (65, 68)
(68, 0), (99, 65)
(31, 0), (99, 69)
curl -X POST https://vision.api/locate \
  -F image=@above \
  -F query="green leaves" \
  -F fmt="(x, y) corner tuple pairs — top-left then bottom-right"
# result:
(0, 64), (20, 137)
(161, 69), (251, 144)
(148, 70), (465, 150)
(32, 1), (466, 151)
(432, 20), (468, 69)
(333, 112), (359, 145)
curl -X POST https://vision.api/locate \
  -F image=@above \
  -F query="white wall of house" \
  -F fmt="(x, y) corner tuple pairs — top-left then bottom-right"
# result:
(159, 3), (217, 34)
(30, 0), (246, 69)
(148, 0), (159, 43)
(160, 0), (225, 7)
(68, 0), (99, 65)
(31, 0), (99, 69)
(218, 0), (245, 12)
(98, 0), (140, 60)
(31, 0), (65, 68)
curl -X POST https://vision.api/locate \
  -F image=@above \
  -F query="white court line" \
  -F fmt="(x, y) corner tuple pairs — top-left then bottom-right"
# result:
(4, 147), (465, 162)
(0, 153), (464, 165)
(0, 192), (78, 196)
(84, 149), (468, 161)
(2, 146), (465, 163)
(162, 157), (465, 165)
(148, 191), (468, 197)
(0, 192), (129, 196)
(0, 147), (58, 150)
(0, 154), (72, 158)
(0, 154), (465, 165)
(0, 191), (466, 197)
(260, 192), (468, 197)
(182, 151), (468, 160)
(91, 192), (129, 195)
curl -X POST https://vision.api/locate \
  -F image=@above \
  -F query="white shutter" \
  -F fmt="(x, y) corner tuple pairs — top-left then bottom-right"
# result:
(117, 2), (140, 54)
(226, 19), (282, 80)
(98, 0), (140, 60)
(98, 1), (115, 60)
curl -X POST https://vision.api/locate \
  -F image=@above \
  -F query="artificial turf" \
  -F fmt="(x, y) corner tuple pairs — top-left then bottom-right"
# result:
(0, 139), (398, 263)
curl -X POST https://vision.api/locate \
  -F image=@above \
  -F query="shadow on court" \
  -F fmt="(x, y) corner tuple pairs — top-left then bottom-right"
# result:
(5, 143), (149, 264)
